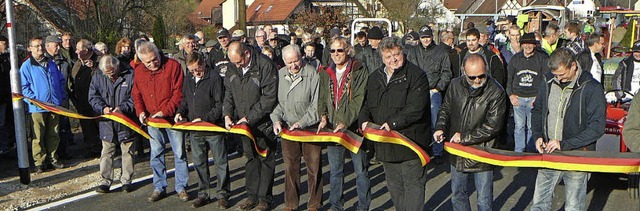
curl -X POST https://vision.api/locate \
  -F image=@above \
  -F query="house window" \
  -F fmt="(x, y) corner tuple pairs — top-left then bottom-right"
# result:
(255, 4), (262, 12)
(265, 5), (273, 13)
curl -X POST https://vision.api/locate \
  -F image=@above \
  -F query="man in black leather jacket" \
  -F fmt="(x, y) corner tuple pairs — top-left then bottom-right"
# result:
(434, 53), (506, 211)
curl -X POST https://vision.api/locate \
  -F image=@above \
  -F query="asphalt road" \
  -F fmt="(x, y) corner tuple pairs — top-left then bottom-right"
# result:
(31, 148), (640, 211)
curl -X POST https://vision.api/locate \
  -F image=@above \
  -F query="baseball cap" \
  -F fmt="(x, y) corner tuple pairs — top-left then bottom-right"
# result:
(633, 40), (640, 52)
(232, 30), (246, 38)
(217, 28), (230, 38)
(419, 25), (433, 37)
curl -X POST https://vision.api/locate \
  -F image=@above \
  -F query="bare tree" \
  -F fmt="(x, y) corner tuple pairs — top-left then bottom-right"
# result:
(291, 6), (350, 35)
(379, 0), (421, 33)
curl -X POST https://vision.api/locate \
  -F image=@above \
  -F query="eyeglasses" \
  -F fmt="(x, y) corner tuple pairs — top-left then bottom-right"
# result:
(330, 48), (345, 53)
(466, 74), (486, 80)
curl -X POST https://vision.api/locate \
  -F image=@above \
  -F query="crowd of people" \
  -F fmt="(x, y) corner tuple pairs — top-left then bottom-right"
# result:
(2, 18), (640, 210)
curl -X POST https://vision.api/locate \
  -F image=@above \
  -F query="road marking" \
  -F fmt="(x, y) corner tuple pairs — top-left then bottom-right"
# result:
(26, 158), (214, 211)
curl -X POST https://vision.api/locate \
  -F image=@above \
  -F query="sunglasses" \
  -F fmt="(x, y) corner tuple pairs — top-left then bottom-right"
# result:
(466, 74), (486, 80)
(330, 48), (345, 53)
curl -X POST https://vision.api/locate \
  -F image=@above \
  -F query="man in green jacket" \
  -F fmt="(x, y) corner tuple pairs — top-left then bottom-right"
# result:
(317, 36), (370, 211)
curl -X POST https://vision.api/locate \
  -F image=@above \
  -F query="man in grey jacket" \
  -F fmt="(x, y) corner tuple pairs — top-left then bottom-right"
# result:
(271, 44), (322, 211)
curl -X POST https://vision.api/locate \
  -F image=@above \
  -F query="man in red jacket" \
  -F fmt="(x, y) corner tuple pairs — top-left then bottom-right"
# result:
(131, 42), (189, 203)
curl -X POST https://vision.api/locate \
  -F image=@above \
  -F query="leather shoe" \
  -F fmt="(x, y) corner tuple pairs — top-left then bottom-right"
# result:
(178, 190), (189, 202)
(34, 165), (45, 174)
(218, 198), (229, 209)
(236, 198), (257, 210)
(191, 197), (209, 208)
(51, 161), (65, 169)
(95, 185), (110, 193)
(147, 191), (165, 202)
(255, 201), (269, 211)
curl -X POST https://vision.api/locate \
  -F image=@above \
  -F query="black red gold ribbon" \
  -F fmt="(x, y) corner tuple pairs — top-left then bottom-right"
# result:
(279, 128), (363, 153)
(13, 93), (151, 139)
(445, 142), (640, 173)
(147, 119), (267, 157)
(361, 123), (430, 166)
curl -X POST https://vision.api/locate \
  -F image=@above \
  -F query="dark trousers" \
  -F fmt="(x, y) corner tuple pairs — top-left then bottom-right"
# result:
(281, 139), (322, 209)
(79, 119), (99, 146)
(382, 159), (428, 211)
(240, 133), (276, 203)
(190, 133), (230, 200)
(57, 116), (73, 156)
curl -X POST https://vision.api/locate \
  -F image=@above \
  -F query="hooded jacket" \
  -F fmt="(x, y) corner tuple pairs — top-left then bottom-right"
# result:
(531, 70), (606, 151)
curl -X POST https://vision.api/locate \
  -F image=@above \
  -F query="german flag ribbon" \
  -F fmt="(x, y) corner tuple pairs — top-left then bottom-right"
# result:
(146, 119), (267, 157)
(280, 128), (363, 153)
(12, 93), (23, 102)
(445, 142), (640, 173)
(102, 112), (151, 139)
(12, 93), (151, 139)
(361, 123), (430, 166)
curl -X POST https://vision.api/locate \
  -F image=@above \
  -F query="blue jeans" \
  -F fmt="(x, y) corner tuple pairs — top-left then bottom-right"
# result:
(513, 97), (534, 152)
(327, 145), (371, 211)
(190, 133), (229, 199)
(450, 165), (493, 211)
(430, 90), (443, 156)
(531, 169), (588, 211)
(147, 126), (189, 193)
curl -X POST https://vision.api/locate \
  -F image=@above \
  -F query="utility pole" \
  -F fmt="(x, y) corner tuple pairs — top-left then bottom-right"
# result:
(6, 0), (30, 185)
(238, 0), (247, 34)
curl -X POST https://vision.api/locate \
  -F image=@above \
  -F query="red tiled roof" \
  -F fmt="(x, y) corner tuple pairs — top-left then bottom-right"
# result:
(187, 13), (211, 27)
(246, 0), (303, 24)
(193, 0), (225, 18)
(444, 0), (465, 11)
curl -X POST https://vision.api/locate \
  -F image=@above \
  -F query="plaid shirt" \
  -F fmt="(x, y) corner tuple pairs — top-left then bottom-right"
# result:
(564, 37), (585, 55)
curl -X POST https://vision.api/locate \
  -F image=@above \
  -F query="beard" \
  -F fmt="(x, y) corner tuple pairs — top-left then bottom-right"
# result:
(466, 78), (487, 89)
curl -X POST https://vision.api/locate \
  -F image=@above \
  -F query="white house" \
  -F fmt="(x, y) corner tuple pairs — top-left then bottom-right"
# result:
(567, 0), (596, 18)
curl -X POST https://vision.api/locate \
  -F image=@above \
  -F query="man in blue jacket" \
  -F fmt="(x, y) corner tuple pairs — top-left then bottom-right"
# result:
(89, 55), (136, 193)
(530, 49), (606, 211)
(20, 37), (67, 173)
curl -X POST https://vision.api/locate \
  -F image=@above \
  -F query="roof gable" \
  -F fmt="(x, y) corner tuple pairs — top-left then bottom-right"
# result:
(246, 0), (303, 24)
(193, 0), (225, 18)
